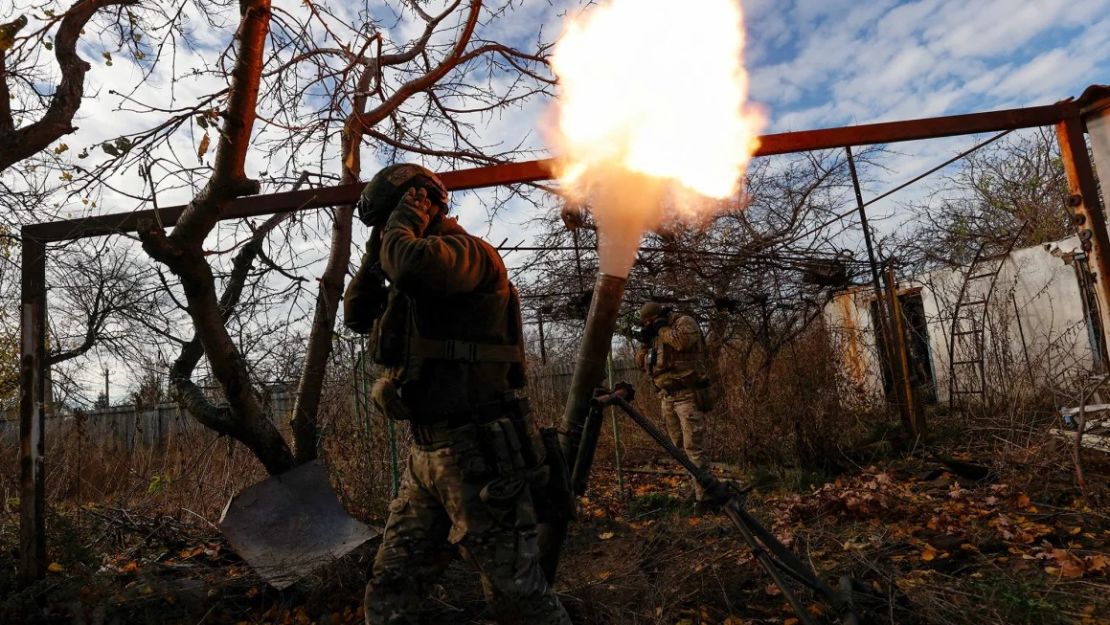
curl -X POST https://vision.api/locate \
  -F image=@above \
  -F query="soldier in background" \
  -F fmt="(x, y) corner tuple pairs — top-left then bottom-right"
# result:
(344, 164), (571, 625)
(636, 302), (716, 511)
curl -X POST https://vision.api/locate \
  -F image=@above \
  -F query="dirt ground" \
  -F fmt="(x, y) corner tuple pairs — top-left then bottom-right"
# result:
(2, 437), (1109, 625)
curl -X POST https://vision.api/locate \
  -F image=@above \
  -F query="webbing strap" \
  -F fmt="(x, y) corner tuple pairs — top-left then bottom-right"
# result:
(411, 337), (523, 363)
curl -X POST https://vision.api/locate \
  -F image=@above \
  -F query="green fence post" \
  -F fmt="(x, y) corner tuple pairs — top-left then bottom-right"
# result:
(607, 352), (626, 500)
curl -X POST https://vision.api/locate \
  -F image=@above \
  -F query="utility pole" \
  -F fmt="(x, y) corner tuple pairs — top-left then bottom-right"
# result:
(103, 367), (110, 407)
(846, 147), (902, 414)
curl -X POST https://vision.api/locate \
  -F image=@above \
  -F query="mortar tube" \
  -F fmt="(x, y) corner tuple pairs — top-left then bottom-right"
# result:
(557, 272), (628, 464)
(538, 272), (627, 581)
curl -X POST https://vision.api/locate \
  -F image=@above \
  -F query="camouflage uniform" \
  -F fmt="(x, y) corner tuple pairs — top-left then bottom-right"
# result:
(347, 185), (570, 625)
(638, 313), (710, 502)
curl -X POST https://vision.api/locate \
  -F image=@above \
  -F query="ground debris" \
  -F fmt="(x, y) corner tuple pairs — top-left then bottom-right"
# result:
(4, 455), (1108, 624)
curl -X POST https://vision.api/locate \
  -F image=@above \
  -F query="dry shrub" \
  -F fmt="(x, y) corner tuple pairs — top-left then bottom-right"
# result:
(520, 321), (874, 481)
(712, 323), (872, 471)
(0, 356), (404, 527)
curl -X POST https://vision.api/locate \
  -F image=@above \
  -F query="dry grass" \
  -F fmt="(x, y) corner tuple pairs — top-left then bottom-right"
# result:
(3, 323), (1108, 624)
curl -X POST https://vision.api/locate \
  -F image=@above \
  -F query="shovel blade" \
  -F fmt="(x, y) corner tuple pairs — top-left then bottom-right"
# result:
(219, 460), (379, 589)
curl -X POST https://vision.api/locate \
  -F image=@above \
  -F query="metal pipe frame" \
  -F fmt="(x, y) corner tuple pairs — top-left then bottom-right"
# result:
(18, 87), (1110, 582)
(22, 99), (1077, 243)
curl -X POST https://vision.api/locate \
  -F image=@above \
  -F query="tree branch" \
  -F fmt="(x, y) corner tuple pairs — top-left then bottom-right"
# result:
(0, 0), (138, 172)
(352, 0), (481, 134)
(139, 0), (295, 475)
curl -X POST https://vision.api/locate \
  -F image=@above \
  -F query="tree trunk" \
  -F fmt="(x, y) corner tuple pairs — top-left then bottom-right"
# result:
(138, 0), (296, 475)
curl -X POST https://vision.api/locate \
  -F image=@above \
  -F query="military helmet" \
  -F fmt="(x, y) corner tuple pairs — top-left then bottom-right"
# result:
(356, 163), (449, 226)
(639, 301), (666, 325)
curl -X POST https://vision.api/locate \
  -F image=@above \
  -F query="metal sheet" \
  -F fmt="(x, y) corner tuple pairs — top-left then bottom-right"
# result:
(218, 460), (379, 589)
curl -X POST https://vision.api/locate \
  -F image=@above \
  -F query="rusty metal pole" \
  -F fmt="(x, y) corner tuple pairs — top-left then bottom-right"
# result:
(1057, 107), (1110, 369)
(884, 263), (922, 437)
(19, 233), (47, 583)
(1076, 89), (1110, 368)
(539, 272), (628, 580)
(846, 147), (903, 411)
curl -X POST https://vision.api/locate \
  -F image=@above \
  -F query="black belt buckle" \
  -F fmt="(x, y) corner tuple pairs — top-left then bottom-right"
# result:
(443, 340), (479, 362)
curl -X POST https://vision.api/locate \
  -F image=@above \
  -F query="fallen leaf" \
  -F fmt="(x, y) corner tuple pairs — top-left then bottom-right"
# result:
(1052, 549), (1086, 579)
(47, 562), (64, 573)
(921, 545), (938, 562)
(599, 531), (615, 540)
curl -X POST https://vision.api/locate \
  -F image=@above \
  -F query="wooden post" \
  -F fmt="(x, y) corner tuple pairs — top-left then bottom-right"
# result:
(19, 234), (47, 582)
(847, 147), (903, 411)
(885, 264), (924, 437)
(1057, 110), (1110, 369)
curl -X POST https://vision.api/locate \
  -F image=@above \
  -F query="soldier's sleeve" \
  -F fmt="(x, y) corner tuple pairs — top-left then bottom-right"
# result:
(658, 316), (701, 352)
(380, 189), (502, 296)
(342, 246), (380, 333)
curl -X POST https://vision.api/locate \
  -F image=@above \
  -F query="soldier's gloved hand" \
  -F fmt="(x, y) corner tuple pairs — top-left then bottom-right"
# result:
(385, 187), (438, 237)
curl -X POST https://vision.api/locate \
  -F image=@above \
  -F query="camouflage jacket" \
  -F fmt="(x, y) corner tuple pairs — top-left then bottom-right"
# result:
(347, 189), (523, 421)
(637, 313), (706, 393)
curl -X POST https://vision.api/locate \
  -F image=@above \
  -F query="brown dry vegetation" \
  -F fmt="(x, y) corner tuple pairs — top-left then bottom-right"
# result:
(3, 324), (1109, 625)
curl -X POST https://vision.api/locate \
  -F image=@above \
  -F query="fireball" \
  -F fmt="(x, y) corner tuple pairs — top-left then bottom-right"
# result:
(549, 0), (763, 276)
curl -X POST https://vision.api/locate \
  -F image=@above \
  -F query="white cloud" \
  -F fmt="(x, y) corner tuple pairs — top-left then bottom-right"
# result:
(7, 0), (1110, 399)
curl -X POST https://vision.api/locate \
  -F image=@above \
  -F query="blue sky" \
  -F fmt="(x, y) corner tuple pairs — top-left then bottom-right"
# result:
(462, 0), (1110, 241)
(50, 0), (1110, 231)
(742, 0), (1110, 131)
(14, 0), (1110, 400)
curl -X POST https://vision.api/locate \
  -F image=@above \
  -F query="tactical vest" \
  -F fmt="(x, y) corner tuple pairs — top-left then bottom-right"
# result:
(649, 314), (708, 393)
(373, 283), (527, 422)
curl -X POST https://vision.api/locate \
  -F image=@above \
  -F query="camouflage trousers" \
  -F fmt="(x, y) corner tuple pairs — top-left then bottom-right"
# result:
(661, 388), (708, 501)
(364, 429), (571, 625)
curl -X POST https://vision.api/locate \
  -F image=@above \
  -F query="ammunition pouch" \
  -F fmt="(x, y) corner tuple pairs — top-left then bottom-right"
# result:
(407, 409), (573, 526)
(374, 290), (411, 368)
(370, 377), (410, 422)
(694, 377), (718, 412)
(374, 287), (528, 390)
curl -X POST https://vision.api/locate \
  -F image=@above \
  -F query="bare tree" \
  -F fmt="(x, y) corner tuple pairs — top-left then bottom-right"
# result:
(126, 0), (557, 474)
(897, 128), (1072, 272)
(0, 0), (140, 173)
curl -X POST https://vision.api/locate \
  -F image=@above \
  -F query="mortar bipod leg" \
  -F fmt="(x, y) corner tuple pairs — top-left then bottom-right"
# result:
(728, 499), (843, 601)
(719, 503), (821, 625)
(595, 388), (861, 624)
